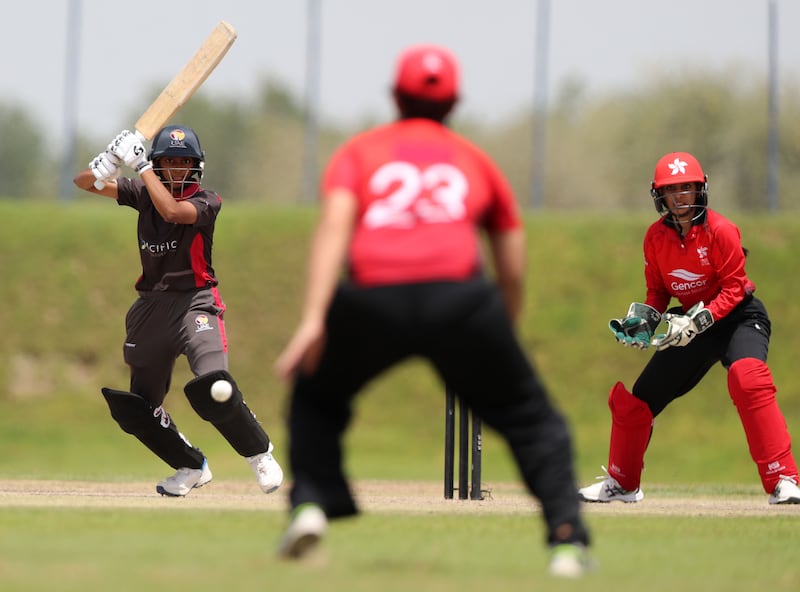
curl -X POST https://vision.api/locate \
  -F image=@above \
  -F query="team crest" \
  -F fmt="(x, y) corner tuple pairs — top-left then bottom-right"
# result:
(195, 314), (213, 332)
(697, 246), (710, 267)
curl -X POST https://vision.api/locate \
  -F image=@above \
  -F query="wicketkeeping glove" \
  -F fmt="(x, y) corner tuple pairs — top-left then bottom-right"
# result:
(109, 130), (152, 174)
(651, 301), (714, 351)
(609, 302), (662, 350)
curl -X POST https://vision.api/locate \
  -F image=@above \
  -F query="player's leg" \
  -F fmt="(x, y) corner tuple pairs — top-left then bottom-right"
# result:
(184, 369), (283, 493)
(594, 342), (717, 497)
(183, 288), (283, 493)
(578, 381), (650, 501)
(278, 285), (409, 558)
(101, 387), (210, 496)
(426, 279), (590, 551)
(113, 296), (211, 496)
(724, 299), (799, 503)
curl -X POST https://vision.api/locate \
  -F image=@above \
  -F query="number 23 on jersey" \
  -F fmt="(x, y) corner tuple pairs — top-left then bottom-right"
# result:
(364, 161), (469, 228)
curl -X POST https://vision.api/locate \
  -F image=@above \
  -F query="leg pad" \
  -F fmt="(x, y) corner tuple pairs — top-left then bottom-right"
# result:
(184, 371), (270, 457)
(728, 358), (798, 492)
(101, 388), (204, 469)
(184, 370), (243, 422)
(607, 382), (654, 491)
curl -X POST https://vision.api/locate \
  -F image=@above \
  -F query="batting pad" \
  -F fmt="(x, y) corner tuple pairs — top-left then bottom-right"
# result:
(184, 370), (243, 421)
(184, 371), (269, 457)
(101, 387), (205, 469)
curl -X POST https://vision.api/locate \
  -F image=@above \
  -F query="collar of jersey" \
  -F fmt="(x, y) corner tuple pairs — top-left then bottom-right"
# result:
(173, 182), (201, 201)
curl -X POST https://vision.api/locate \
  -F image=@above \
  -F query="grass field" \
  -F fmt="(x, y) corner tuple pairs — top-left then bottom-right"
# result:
(1, 479), (798, 591)
(1, 201), (799, 590)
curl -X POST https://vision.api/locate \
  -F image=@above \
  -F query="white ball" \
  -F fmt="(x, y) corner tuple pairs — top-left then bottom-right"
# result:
(210, 379), (233, 402)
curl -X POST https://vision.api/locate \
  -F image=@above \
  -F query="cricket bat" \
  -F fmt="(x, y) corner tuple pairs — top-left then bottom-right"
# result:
(95, 20), (237, 188)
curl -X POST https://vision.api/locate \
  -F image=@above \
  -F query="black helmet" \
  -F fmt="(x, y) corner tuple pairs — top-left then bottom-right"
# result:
(149, 125), (205, 187)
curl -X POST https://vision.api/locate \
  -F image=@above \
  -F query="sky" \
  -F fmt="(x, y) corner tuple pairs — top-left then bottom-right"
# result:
(3, 0), (799, 145)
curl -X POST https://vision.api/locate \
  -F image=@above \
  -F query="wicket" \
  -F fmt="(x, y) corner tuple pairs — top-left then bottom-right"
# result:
(444, 387), (483, 500)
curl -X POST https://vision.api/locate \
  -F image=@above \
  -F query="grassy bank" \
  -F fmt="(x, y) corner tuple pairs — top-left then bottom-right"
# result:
(1, 201), (799, 487)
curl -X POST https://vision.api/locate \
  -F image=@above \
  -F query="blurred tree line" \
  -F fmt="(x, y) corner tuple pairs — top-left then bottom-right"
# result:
(4, 66), (800, 211)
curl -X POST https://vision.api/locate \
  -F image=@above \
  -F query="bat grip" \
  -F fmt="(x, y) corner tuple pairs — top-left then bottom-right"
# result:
(93, 130), (147, 190)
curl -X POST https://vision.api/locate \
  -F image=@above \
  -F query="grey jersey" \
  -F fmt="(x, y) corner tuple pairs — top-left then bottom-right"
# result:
(116, 177), (221, 292)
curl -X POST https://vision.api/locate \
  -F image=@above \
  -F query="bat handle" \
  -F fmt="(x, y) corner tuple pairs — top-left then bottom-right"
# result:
(93, 130), (147, 190)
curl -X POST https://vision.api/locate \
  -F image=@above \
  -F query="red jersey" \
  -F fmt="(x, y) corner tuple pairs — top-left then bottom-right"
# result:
(322, 118), (522, 286)
(643, 209), (755, 321)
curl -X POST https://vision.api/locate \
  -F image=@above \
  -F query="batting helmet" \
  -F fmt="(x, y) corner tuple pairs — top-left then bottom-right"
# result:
(650, 152), (708, 221)
(149, 125), (205, 188)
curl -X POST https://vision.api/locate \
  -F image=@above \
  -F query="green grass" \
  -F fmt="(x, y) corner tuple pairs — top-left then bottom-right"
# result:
(0, 507), (797, 591)
(2, 201), (800, 590)
(3, 202), (799, 484)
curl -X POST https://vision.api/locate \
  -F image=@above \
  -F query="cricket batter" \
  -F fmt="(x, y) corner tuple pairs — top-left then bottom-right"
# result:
(73, 125), (283, 497)
(274, 44), (593, 577)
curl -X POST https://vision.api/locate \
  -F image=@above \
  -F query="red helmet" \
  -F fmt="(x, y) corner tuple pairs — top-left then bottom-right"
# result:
(393, 44), (459, 102)
(650, 152), (708, 222)
(652, 152), (706, 189)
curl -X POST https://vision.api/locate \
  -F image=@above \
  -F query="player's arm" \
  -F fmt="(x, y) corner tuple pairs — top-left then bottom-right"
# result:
(704, 224), (750, 320)
(140, 168), (198, 225)
(73, 150), (121, 199)
(275, 188), (357, 381)
(487, 227), (525, 323)
(107, 130), (198, 224)
(73, 167), (119, 199)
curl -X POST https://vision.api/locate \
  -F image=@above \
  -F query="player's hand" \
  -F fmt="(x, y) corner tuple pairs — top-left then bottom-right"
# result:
(108, 130), (135, 157)
(651, 301), (714, 350)
(609, 302), (661, 350)
(274, 318), (326, 382)
(109, 130), (152, 174)
(89, 151), (121, 183)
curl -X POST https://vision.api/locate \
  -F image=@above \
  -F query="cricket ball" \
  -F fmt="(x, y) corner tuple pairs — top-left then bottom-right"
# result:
(210, 379), (233, 402)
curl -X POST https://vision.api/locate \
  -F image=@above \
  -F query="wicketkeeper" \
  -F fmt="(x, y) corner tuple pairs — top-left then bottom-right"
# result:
(579, 151), (800, 505)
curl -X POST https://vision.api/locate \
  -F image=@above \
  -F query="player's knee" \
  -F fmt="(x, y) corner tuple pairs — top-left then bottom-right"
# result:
(608, 381), (654, 426)
(184, 370), (243, 421)
(101, 387), (167, 433)
(728, 358), (776, 410)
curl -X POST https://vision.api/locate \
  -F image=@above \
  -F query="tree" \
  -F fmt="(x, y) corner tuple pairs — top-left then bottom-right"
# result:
(0, 103), (50, 199)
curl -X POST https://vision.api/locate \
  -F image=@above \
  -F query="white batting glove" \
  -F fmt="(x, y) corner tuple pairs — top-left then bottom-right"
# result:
(651, 302), (714, 351)
(109, 130), (152, 174)
(89, 151), (121, 183)
(107, 130), (134, 157)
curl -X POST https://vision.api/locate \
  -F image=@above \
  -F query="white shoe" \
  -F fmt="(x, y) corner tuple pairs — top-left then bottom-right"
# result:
(156, 459), (213, 497)
(578, 466), (644, 503)
(276, 504), (328, 559)
(769, 475), (800, 505)
(548, 543), (596, 578)
(246, 442), (284, 494)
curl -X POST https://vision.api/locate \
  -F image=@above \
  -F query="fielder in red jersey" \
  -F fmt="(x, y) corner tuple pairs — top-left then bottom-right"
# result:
(274, 44), (593, 576)
(579, 151), (800, 505)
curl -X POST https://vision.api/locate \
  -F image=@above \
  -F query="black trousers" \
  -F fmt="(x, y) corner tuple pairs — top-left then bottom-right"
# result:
(287, 277), (589, 546)
(124, 288), (228, 407)
(634, 296), (770, 416)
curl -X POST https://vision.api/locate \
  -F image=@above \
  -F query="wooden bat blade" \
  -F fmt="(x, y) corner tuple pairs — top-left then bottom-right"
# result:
(134, 21), (237, 140)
